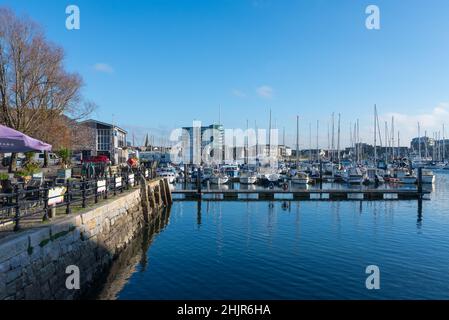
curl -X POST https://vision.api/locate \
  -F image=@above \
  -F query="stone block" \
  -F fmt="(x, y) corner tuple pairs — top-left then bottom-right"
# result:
(6, 267), (22, 284)
(0, 233), (29, 261)
(28, 227), (51, 248)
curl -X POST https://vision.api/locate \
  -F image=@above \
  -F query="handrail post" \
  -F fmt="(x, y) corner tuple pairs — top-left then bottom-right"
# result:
(82, 178), (87, 208)
(65, 180), (71, 215)
(113, 174), (117, 196)
(13, 185), (20, 231)
(43, 184), (49, 221)
(94, 177), (99, 204)
(104, 177), (109, 200)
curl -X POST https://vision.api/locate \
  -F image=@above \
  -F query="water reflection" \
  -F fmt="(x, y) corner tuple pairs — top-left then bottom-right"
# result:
(102, 172), (449, 300)
(95, 208), (171, 300)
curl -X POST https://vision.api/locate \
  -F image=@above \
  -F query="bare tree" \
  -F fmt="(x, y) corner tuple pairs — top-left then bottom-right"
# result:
(0, 8), (92, 171)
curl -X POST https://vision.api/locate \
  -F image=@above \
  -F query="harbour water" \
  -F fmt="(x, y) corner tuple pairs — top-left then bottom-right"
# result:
(97, 171), (449, 300)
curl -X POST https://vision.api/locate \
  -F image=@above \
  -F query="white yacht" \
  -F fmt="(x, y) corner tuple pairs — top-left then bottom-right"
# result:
(239, 171), (257, 184)
(209, 172), (229, 185)
(156, 167), (176, 183)
(291, 171), (310, 185)
(344, 168), (364, 184)
(396, 170), (417, 184)
(420, 169), (435, 184)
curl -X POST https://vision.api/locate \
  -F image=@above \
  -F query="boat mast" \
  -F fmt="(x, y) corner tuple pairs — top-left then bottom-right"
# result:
(337, 113), (341, 166)
(327, 122), (330, 159)
(296, 115), (299, 168)
(316, 120), (319, 162)
(391, 116), (395, 160)
(374, 105), (377, 167)
(349, 121), (352, 161)
(309, 122), (312, 162)
(384, 122), (388, 163)
(443, 123), (446, 162)
(418, 122), (421, 161)
(255, 120), (258, 164)
(331, 112), (335, 162)
(268, 109), (272, 158)
(356, 119), (360, 164)
(424, 130), (428, 159)
(245, 119), (249, 165)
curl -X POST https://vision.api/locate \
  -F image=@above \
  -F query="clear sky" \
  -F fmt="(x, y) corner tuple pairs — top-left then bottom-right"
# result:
(1, 0), (449, 148)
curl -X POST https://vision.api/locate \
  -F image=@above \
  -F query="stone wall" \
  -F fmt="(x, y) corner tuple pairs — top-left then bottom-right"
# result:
(0, 185), (164, 300)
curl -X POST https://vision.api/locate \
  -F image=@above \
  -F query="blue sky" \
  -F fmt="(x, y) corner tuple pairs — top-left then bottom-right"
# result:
(2, 0), (449, 147)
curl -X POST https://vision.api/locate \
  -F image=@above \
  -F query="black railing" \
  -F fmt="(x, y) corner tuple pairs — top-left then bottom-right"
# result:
(0, 168), (153, 232)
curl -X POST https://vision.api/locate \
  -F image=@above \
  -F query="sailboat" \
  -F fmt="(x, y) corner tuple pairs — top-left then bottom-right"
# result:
(239, 171), (258, 184)
(210, 170), (229, 185)
(290, 115), (309, 184)
(239, 119), (258, 184)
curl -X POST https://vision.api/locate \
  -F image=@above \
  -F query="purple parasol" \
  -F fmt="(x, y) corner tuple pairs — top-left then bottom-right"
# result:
(0, 124), (52, 153)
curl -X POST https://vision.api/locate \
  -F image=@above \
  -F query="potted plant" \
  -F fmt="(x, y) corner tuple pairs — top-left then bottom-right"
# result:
(57, 148), (72, 180)
(0, 173), (12, 192)
(57, 148), (72, 169)
(16, 161), (41, 184)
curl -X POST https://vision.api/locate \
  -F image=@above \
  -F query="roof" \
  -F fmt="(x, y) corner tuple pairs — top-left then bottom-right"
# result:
(80, 119), (127, 134)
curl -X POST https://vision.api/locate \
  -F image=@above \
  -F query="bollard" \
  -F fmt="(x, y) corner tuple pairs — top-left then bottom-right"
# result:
(183, 164), (188, 189)
(160, 179), (168, 206)
(417, 167), (423, 199)
(197, 167), (202, 199)
(164, 178), (172, 205)
(140, 175), (150, 223)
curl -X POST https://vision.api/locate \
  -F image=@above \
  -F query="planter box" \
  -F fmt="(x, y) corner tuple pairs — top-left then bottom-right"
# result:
(57, 169), (72, 180)
(32, 172), (43, 179)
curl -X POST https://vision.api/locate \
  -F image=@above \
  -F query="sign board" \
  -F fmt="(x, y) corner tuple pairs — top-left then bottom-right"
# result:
(48, 187), (66, 206)
(128, 174), (135, 186)
(97, 180), (106, 193)
(115, 177), (122, 188)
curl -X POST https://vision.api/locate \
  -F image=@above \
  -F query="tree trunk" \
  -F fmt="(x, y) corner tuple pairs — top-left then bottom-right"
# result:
(43, 151), (49, 168)
(8, 152), (17, 173)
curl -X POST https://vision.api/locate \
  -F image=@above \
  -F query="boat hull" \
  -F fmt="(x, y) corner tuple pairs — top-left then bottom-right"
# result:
(239, 176), (257, 184)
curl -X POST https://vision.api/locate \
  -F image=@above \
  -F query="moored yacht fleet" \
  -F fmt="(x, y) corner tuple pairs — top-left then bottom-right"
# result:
(155, 159), (437, 187)
(154, 105), (446, 188)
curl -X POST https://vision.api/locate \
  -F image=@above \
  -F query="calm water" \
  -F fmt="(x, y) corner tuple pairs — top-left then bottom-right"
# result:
(98, 171), (449, 300)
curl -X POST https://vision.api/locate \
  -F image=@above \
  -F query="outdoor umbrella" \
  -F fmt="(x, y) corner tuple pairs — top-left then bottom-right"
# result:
(0, 124), (52, 153)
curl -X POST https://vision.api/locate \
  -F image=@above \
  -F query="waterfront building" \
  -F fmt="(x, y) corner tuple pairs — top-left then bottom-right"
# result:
(76, 119), (128, 165)
(182, 122), (224, 165)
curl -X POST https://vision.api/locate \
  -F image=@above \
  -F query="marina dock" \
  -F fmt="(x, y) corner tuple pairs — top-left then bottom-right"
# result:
(172, 189), (431, 201)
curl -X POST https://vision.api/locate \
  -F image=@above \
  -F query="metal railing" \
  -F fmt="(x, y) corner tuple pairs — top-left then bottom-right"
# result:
(0, 168), (154, 231)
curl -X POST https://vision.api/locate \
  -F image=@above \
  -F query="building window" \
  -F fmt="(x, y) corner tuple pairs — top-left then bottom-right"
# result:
(97, 129), (111, 151)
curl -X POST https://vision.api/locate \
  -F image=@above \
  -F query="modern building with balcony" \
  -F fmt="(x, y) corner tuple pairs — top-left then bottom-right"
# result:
(76, 119), (128, 165)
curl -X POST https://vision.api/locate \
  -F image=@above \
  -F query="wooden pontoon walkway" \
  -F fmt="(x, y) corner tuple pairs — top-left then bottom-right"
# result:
(172, 189), (431, 201)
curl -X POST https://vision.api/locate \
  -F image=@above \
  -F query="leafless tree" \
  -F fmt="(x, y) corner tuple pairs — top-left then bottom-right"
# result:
(0, 8), (93, 171)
